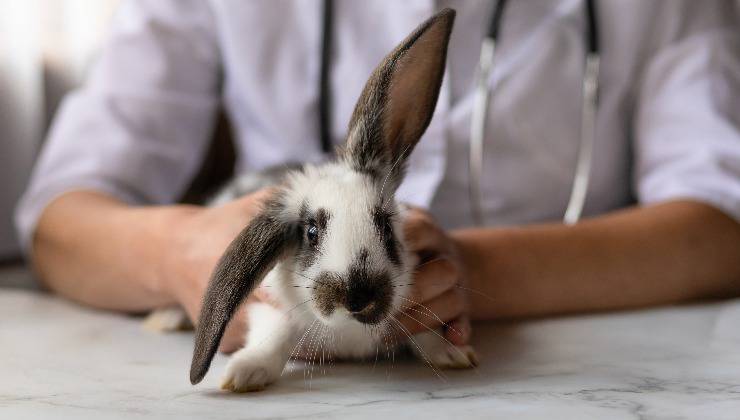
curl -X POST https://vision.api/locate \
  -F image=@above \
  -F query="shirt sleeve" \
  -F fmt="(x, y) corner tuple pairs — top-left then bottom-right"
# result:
(634, 26), (740, 222)
(14, 0), (221, 254)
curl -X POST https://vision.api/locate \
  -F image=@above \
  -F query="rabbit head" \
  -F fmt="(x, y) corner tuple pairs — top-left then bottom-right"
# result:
(190, 8), (455, 385)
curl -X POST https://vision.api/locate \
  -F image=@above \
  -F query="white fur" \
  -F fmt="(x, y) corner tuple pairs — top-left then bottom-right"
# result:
(220, 161), (477, 392)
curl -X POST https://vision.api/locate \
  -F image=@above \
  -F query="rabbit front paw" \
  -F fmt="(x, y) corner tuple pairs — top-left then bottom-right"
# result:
(221, 350), (284, 392)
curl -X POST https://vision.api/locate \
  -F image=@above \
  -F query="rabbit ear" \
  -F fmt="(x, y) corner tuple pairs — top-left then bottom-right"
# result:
(343, 8), (455, 185)
(190, 194), (296, 385)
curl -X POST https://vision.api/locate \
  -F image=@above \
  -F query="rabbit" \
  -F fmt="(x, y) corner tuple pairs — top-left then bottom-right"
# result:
(189, 8), (477, 392)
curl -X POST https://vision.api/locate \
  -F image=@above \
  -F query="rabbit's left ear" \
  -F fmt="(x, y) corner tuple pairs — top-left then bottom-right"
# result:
(190, 194), (296, 385)
(343, 8), (455, 186)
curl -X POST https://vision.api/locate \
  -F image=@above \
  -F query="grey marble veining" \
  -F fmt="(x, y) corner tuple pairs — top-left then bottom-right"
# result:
(2, 266), (740, 419)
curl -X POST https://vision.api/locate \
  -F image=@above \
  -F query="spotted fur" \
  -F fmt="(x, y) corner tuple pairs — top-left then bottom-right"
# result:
(190, 9), (476, 391)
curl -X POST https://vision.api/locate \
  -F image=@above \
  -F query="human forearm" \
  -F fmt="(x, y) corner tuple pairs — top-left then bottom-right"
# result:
(454, 200), (740, 320)
(31, 188), (272, 354)
(32, 191), (186, 311)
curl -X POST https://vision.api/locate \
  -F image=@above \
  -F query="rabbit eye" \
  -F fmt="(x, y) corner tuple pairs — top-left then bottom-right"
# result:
(383, 219), (393, 236)
(307, 223), (319, 243)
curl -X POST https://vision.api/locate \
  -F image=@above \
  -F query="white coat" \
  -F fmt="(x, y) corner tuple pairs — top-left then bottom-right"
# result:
(16, 0), (740, 251)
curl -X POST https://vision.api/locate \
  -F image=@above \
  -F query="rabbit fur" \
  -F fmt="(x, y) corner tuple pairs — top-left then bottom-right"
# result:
(183, 8), (477, 392)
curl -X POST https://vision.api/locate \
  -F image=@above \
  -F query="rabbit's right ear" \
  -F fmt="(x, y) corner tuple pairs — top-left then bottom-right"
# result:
(343, 8), (455, 189)
(189, 193), (296, 385)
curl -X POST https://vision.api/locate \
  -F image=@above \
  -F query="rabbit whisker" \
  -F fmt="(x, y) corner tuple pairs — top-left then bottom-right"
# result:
(451, 284), (496, 304)
(372, 330), (380, 373)
(258, 284), (317, 290)
(398, 311), (479, 374)
(282, 297), (316, 318)
(389, 256), (446, 284)
(279, 267), (315, 283)
(287, 319), (318, 371)
(391, 282), (497, 305)
(400, 304), (461, 339)
(388, 317), (445, 381)
(398, 304), (461, 338)
(379, 142), (412, 210)
(398, 296), (461, 337)
(313, 323), (326, 377)
(380, 325), (393, 380)
(248, 299), (314, 353)
(320, 323), (331, 376)
(302, 322), (320, 387)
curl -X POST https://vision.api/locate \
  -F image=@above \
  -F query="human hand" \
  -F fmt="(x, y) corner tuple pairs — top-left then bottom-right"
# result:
(160, 189), (275, 353)
(398, 207), (471, 346)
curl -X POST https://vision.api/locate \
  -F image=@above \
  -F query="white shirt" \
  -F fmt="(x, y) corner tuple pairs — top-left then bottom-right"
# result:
(15, 0), (740, 252)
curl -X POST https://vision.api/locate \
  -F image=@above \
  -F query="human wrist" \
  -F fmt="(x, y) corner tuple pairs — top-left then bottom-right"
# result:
(450, 228), (491, 279)
(450, 227), (510, 320)
(131, 204), (203, 303)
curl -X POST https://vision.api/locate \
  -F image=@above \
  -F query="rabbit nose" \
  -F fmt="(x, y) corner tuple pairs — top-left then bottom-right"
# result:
(345, 277), (391, 324)
(346, 287), (377, 314)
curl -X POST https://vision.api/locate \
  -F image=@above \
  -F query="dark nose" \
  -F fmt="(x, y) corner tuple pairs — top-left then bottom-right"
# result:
(346, 283), (378, 314)
(345, 278), (391, 324)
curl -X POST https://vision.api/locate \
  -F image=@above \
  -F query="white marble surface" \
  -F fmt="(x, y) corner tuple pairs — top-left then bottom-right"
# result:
(2, 265), (740, 419)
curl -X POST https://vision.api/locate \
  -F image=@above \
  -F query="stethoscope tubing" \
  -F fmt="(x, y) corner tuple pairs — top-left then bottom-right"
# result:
(470, 0), (600, 226)
(318, 1), (600, 226)
(563, 52), (599, 225)
(469, 37), (496, 226)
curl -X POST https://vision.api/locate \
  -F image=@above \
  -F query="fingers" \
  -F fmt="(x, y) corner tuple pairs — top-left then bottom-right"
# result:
(446, 314), (471, 346)
(409, 258), (458, 302)
(399, 207), (471, 345)
(220, 188), (276, 220)
(214, 188), (278, 240)
(403, 208), (449, 256)
(398, 288), (466, 338)
(237, 188), (276, 206)
(228, 187), (275, 207)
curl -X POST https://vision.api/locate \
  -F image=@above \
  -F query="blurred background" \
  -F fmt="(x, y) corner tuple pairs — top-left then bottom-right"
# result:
(0, 0), (119, 261)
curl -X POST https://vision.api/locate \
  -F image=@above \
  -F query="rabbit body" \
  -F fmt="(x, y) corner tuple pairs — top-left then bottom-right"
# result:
(189, 9), (478, 392)
(219, 162), (477, 392)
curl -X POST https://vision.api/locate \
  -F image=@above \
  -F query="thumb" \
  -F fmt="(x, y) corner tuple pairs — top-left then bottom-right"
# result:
(231, 188), (275, 209)
(221, 188), (277, 224)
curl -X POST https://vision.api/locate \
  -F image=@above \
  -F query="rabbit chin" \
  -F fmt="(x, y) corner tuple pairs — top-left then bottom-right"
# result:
(301, 306), (403, 360)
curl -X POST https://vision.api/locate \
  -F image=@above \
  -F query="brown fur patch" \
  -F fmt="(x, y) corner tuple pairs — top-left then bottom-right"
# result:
(313, 272), (346, 317)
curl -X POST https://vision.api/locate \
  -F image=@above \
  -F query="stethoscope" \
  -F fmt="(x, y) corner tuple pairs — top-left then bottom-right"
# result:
(318, 0), (600, 226)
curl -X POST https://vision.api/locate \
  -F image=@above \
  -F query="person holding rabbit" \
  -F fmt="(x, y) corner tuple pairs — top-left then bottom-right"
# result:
(15, 1), (740, 390)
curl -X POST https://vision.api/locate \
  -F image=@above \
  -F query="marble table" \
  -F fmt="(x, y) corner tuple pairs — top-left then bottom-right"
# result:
(2, 264), (740, 419)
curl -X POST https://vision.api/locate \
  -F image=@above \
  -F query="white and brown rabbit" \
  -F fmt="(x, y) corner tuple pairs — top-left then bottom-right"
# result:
(189, 8), (477, 392)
